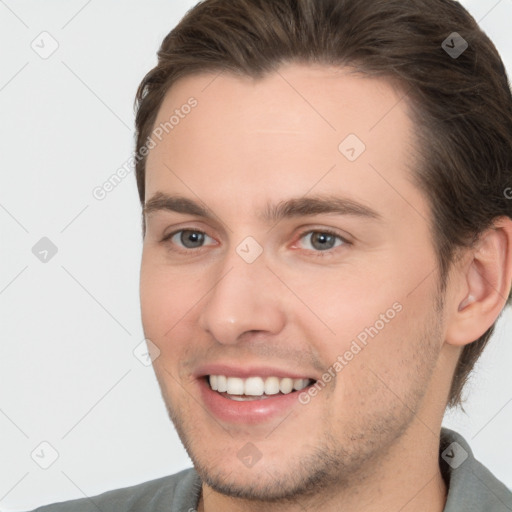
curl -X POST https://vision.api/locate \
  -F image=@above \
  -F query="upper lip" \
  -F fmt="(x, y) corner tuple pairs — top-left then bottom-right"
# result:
(194, 363), (318, 381)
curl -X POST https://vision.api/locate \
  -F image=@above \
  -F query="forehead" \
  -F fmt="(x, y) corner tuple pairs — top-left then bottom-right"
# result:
(144, 63), (426, 223)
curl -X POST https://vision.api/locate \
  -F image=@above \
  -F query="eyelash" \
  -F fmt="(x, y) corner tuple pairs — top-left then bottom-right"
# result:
(161, 228), (350, 258)
(294, 228), (349, 258)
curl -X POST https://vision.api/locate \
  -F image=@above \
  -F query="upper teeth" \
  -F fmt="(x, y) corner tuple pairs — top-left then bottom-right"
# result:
(209, 375), (312, 396)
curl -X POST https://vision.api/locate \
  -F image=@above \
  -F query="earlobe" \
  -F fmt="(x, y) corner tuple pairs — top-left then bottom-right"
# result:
(446, 216), (512, 347)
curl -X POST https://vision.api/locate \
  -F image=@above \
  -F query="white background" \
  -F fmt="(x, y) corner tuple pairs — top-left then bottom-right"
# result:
(1, 1), (511, 510)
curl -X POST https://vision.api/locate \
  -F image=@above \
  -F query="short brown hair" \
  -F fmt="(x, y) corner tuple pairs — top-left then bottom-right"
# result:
(134, 0), (512, 408)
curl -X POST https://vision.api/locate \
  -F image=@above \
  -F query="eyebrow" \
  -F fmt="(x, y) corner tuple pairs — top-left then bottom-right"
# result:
(143, 191), (382, 224)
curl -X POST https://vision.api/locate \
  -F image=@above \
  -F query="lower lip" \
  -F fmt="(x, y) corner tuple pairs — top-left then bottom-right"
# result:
(198, 378), (311, 424)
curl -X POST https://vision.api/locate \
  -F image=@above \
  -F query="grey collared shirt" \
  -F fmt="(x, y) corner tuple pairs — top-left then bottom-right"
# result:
(28, 428), (512, 512)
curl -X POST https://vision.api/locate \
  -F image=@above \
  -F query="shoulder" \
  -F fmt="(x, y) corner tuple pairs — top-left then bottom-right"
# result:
(27, 468), (201, 512)
(441, 428), (512, 512)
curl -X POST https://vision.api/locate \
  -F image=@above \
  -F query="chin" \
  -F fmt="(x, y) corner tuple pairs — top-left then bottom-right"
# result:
(186, 437), (359, 503)
(196, 463), (326, 502)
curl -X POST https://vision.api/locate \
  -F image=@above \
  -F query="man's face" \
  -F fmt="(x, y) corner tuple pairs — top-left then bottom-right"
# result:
(140, 63), (449, 500)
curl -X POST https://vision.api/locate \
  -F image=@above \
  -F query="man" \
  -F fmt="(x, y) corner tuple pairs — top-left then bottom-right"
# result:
(30, 0), (512, 510)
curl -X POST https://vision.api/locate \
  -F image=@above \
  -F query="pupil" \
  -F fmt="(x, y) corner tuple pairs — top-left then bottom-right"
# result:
(181, 230), (204, 248)
(311, 232), (334, 250)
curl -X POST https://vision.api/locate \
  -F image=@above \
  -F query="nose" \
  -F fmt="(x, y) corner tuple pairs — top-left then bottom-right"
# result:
(197, 248), (287, 345)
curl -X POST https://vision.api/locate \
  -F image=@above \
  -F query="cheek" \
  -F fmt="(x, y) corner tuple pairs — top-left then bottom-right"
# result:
(297, 260), (436, 387)
(282, 265), (398, 356)
(140, 258), (165, 333)
(140, 261), (201, 388)
(139, 254), (206, 342)
(341, 293), (440, 414)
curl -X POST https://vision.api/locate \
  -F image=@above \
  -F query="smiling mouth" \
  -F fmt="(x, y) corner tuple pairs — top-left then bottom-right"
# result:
(206, 375), (316, 401)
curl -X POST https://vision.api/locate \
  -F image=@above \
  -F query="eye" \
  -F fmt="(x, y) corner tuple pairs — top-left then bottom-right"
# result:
(296, 229), (348, 253)
(164, 229), (216, 250)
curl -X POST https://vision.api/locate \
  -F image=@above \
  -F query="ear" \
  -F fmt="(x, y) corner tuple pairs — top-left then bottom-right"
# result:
(445, 216), (512, 347)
